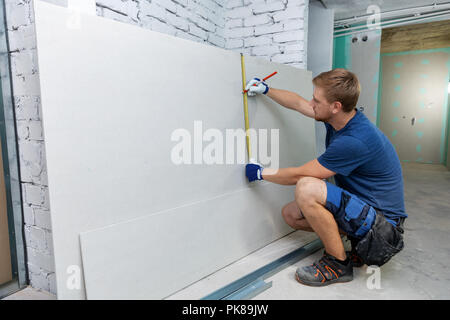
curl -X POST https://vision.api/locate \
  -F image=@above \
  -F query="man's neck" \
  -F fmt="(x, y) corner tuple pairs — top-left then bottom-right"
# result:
(328, 109), (357, 131)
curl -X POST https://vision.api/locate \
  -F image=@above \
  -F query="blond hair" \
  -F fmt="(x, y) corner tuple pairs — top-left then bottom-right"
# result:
(312, 68), (361, 113)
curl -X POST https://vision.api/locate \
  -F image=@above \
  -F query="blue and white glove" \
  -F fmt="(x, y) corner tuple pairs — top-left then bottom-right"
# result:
(245, 78), (269, 96)
(245, 159), (264, 182)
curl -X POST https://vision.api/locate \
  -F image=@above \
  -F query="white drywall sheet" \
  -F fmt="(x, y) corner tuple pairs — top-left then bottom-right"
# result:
(34, 1), (316, 299)
(80, 183), (295, 299)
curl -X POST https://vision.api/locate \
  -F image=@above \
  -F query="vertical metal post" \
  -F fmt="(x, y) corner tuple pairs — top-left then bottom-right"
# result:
(0, 0), (28, 294)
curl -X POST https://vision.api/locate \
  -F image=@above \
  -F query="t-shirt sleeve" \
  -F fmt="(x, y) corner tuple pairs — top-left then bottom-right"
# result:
(318, 136), (370, 176)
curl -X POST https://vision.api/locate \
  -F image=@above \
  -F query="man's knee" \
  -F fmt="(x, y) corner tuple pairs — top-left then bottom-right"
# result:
(295, 176), (324, 208)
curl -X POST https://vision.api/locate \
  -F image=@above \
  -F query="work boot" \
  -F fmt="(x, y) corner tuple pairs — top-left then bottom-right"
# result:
(295, 251), (353, 287)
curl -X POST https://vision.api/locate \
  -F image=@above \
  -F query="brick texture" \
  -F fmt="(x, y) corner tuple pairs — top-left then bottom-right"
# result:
(224, 0), (307, 68)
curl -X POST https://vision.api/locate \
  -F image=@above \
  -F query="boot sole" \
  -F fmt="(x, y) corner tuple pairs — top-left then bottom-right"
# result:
(295, 272), (353, 287)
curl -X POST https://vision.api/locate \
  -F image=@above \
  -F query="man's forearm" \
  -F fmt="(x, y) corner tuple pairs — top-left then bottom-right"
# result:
(266, 88), (315, 118)
(260, 160), (336, 185)
(261, 167), (303, 185)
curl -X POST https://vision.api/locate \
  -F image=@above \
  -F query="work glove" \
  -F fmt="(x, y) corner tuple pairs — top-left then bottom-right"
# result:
(245, 78), (269, 96)
(245, 159), (264, 182)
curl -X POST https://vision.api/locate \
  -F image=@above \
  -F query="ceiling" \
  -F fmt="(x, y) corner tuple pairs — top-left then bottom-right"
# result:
(317, 0), (450, 20)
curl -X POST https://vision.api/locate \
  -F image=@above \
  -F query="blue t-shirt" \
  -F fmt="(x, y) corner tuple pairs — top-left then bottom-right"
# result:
(318, 109), (407, 223)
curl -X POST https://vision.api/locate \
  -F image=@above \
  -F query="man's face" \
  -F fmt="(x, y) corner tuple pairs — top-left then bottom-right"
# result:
(309, 87), (334, 122)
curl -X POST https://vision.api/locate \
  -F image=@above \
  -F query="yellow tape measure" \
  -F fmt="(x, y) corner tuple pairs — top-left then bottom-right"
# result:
(240, 53), (252, 160)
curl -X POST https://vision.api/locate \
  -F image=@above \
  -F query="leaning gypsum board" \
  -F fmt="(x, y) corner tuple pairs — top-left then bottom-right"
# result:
(79, 182), (295, 299)
(34, 1), (315, 299)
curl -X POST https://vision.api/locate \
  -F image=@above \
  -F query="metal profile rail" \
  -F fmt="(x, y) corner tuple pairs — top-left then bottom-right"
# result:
(201, 238), (324, 300)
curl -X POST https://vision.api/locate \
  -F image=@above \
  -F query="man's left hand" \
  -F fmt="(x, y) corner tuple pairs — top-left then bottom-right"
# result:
(246, 161), (264, 182)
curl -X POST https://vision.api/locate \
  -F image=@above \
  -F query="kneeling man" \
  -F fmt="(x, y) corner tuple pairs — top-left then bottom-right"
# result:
(245, 69), (407, 286)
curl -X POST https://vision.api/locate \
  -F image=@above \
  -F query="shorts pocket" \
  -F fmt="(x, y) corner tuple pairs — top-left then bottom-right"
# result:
(354, 207), (376, 238)
(344, 196), (366, 221)
(355, 214), (404, 266)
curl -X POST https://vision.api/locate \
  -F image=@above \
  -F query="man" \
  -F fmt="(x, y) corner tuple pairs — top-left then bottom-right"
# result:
(244, 68), (407, 287)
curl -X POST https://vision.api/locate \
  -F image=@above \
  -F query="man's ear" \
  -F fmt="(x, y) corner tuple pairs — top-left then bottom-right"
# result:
(331, 101), (343, 114)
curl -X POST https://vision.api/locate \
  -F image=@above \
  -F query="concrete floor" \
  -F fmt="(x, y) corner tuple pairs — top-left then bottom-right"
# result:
(2, 286), (55, 300)
(169, 163), (450, 300)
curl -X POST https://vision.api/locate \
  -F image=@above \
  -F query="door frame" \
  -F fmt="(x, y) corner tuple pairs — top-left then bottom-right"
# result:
(0, 0), (27, 298)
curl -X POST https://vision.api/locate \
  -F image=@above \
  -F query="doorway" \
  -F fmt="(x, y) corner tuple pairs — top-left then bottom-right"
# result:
(379, 49), (450, 164)
(377, 21), (450, 165)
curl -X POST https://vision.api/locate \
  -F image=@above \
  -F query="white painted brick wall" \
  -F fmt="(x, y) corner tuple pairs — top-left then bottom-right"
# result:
(253, 1), (284, 14)
(224, 0), (308, 69)
(96, 0), (226, 46)
(4, 0), (308, 295)
(227, 26), (253, 38)
(243, 13), (270, 27)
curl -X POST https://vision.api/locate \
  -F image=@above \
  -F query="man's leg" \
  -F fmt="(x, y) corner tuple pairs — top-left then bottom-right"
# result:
(294, 176), (346, 261)
(281, 201), (314, 232)
(281, 201), (347, 235)
(292, 178), (378, 286)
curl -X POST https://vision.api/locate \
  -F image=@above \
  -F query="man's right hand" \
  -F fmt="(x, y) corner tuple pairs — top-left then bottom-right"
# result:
(245, 78), (269, 96)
